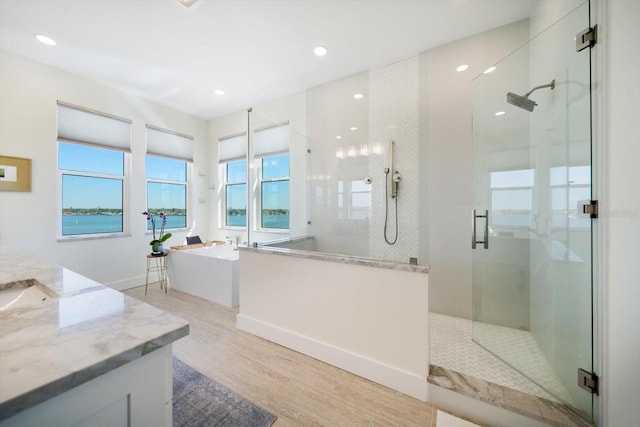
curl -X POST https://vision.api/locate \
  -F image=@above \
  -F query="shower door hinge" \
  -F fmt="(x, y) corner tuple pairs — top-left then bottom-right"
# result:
(578, 200), (598, 218)
(576, 25), (597, 52)
(578, 369), (599, 395)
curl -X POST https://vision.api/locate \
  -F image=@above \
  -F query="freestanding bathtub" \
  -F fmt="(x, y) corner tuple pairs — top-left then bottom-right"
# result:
(166, 244), (239, 307)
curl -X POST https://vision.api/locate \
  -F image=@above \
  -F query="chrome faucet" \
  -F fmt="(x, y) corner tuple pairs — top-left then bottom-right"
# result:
(225, 235), (239, 246)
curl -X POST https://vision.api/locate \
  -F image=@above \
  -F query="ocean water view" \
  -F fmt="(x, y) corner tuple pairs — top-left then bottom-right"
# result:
(227, 213), (289, 229)
(62, 214), (187, 235)
(62, 213), (289, 235)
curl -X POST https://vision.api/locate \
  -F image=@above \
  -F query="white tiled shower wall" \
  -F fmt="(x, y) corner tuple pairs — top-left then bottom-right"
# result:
(368, 57), (420, 262)
(305, 57), (420, 263)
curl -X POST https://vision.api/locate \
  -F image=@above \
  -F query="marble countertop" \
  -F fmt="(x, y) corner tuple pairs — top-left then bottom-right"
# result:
(0, 246), (189, 420)
(240, 245), (430, 274)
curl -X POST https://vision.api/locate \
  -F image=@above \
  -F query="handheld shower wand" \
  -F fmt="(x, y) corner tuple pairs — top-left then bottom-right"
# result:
(384, 141), (401, 245)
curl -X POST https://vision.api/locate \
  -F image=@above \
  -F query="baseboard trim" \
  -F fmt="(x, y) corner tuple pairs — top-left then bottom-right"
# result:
(236, 313), (428, 402)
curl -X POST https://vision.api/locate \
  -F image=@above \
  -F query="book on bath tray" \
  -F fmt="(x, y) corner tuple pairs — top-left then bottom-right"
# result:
(170, 237), (225, 251)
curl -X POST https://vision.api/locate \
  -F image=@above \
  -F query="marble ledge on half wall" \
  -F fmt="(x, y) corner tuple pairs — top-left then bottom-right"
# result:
(239, 244), (430, 274)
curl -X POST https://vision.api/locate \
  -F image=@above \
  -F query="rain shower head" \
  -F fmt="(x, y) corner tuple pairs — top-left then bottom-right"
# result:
(507, 92), (537, 111)
(506, 79), (555, 112)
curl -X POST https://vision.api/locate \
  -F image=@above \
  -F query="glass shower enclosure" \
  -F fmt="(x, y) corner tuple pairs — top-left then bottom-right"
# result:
(471, 1), (594, 421)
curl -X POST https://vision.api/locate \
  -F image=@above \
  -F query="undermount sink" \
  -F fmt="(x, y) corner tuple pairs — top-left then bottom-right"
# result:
(0, 279), (59, 311)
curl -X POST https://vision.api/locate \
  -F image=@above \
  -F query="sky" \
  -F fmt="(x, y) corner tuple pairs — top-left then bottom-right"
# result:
(59, 142), (186, 209)
(59, 142), (290, 212)
(226, 155), (290, 211)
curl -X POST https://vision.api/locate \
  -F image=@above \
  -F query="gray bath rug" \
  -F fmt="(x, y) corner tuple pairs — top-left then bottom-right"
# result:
(173, 357), (277, 427)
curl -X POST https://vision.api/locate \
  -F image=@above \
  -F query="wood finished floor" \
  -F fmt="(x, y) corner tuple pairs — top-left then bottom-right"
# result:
(125, 286), (467, 426)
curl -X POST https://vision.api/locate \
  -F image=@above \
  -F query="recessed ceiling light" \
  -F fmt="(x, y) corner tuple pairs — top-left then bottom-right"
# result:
(35, 35), (56, 46)
(456, 64), (469, 72)
(177, 0), (199, 8)
(484, 66), (496, 74)
(336, 135), (342, 139)
(350, 127), (358, 131)
(313, 46), (328, 57)
(495, 111), (506, 116)
(353, 93), (363, 99)
(214, 89), (224, 96)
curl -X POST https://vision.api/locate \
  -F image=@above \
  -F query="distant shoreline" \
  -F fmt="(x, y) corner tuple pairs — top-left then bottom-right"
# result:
(62, 211), (186, 216)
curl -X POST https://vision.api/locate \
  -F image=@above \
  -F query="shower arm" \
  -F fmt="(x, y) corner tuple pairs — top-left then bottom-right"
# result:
(524, 79), (555, 97)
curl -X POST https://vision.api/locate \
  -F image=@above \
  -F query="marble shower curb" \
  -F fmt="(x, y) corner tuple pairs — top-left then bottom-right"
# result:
(428, 365), (594, 427)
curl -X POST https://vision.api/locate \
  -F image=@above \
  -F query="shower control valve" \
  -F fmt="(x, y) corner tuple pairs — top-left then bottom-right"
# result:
(364, 176), (373, 185)
(392, 172), (402, 183)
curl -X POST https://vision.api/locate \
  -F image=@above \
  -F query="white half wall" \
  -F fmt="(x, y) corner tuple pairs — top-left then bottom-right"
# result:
(236, 249), (429, 401)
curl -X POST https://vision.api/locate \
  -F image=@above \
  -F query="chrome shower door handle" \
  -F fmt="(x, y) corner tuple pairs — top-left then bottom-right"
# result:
(472, 209), (489, 249)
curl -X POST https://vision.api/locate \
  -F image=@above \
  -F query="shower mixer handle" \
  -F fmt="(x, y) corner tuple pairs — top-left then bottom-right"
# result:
(391, 171), (401, 198)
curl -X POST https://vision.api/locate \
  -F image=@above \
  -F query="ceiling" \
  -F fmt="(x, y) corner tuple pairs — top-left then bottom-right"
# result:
(0, 0), (535, 120)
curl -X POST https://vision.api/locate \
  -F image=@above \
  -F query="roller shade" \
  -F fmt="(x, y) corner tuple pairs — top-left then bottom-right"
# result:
(219, 132), (247, 163)
(253, 122), (289, 158)
(146, 125), (193, 162)
(57, 101), (131, 152)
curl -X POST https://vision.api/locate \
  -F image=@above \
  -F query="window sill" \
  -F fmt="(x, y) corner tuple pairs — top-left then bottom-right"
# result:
(144, 227), (190, 235)
(57, 232), (132, 242)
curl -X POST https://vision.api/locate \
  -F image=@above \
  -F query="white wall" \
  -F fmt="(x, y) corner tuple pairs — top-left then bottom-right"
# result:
(207, 94), (307, 245)
(0, 50), (208, 289)
(603, 0), (640, 425)
(207, 109), (246, 243)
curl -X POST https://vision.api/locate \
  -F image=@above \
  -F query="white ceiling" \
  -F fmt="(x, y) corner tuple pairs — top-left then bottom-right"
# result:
(0, 0), (535, 120)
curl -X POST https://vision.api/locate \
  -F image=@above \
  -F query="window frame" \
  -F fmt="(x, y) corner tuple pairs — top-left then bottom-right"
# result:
(57, 143), (131, 240)
(489, 168), (535, 230)
(550, 165), (591, 230)
(257, 153), (290, 231)
(222, 159), (248, 229)
(144, 154), (191, 232)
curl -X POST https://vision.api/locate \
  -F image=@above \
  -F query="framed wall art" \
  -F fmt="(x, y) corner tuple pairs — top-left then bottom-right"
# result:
(0, 155), (32, 192)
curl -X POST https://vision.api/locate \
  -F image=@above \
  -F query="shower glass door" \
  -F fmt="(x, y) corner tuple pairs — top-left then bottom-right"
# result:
(471, 1), (593, 420)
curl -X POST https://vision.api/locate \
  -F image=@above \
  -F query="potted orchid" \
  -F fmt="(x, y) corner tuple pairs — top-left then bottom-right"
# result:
(142, 211), (172, 254)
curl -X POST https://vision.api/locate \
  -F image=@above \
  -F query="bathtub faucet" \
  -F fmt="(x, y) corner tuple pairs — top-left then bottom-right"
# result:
(226, 235), (239, 246)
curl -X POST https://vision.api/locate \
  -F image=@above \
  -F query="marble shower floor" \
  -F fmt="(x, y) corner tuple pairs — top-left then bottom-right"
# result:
(429, 313), (593, 427)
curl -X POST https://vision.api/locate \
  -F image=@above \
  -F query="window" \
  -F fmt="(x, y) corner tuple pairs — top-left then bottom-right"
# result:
(260, 154), (290, 229)
(490, 169), (534, 228)
(145, 125), (193, 230)
(550, 166), (591, 229)
(337, 177), (371, 221)
(146, 156), (187, 229)
(225, 160), (247, 227)
(254, 123), (290, 230)
(219, 133), (247, 228)
(57, 102), (131, 237)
